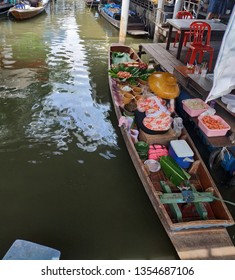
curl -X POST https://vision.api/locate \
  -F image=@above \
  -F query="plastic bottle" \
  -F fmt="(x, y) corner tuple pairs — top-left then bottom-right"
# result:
(209, 100), (216, 108)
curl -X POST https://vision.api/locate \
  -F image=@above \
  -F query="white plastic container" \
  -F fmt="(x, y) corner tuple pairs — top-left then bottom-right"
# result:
(169, 140), (194, 168)
(227, 103), (235, 113)
(206, 74), (214, 81)
(221, 94), (235, 105)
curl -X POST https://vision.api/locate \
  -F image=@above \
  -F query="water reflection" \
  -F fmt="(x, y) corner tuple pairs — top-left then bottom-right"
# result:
(26, 91), (117, 153)
(1, 8), (117, 155)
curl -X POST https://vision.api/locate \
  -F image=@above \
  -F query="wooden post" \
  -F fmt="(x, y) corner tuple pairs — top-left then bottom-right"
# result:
(173, 0), (183, 18)
(119, 0), (130, 44)
(153, 0), (164, 42)
(89, 0), (94, 11)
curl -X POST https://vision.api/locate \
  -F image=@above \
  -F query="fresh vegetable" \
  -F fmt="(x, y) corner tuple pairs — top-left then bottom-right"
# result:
(108, 62), (155, 83)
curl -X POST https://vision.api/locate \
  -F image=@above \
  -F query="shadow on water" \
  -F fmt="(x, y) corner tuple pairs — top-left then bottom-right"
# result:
(0, 0), (178, 260)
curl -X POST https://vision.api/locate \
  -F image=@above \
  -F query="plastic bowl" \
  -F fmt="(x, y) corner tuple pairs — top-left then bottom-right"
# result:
(227, 103), (235, 113)
(221, 94), (235, 105)
(144, 159), (161, 172)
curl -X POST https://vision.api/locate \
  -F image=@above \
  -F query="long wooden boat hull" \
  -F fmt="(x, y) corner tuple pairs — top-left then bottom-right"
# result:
(8, 4), (47, 20)
(108, 43), (235, 259)
(98, 5), (148, 36)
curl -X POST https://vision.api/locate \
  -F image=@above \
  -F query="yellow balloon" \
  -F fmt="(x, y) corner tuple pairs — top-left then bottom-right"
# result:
(148, 72), (180, 99)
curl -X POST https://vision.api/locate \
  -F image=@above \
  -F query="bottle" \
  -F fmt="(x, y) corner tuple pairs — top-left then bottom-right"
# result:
(210, 100), (215, 108)
(173, 117), (184, 136)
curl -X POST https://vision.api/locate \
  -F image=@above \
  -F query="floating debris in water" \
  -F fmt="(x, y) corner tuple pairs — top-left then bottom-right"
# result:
(99, 153), (111, 160)
(28, 160), (42, 164)
(52, 151), (63, 156)
(106, 150), (116, 158)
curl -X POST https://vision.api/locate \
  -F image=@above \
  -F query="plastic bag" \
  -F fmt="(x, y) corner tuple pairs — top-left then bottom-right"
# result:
(206, 7), (235, 102)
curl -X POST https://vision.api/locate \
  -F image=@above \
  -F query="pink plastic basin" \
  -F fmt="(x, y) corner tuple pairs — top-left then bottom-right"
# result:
(182, 98), (209, 117)
(198, 115), (230, 137)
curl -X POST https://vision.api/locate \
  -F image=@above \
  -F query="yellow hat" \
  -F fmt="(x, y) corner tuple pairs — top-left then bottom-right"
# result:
(148, 72), (180, 99)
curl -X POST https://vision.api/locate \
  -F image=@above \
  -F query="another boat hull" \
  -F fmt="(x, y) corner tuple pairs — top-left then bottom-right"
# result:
(8, 1), (48, 20)
(9, 8), (45, 20)
(98, 5), (148, 36)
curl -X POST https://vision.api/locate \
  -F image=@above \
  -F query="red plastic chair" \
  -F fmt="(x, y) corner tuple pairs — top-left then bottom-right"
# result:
(173, 11), (193, 48)
(185, 21), (214, 71)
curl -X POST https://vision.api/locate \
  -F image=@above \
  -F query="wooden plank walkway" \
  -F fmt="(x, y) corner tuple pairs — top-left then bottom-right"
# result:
(138, 43), (184, 74)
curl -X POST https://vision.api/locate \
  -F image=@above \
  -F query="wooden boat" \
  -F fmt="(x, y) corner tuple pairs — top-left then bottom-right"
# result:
(98, 4), (148, 36)
(8, 0), (49, 20)
(108, 44), (235, 260)
(85, 0), (100, 7)
(0, 2), (13, 16)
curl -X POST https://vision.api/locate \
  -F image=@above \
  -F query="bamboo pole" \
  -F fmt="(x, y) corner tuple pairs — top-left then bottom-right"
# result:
(153, 0), (164, 42)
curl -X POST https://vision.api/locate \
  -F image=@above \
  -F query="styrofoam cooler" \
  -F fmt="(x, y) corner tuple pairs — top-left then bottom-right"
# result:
(169, 140), (194, 168)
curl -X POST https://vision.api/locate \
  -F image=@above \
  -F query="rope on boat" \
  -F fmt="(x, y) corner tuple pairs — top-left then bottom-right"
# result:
(178, 184), (235, 207)
(209, 195), (235, 207)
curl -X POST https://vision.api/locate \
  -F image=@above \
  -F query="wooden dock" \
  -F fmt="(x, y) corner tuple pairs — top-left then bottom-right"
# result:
(139, 43), (184, 74)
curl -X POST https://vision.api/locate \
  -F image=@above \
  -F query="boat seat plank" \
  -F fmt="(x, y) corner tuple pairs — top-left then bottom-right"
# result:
(171, 229), (235, 260)
(160, 181), (183, 222)
(186, 182), (209, 220)
(160, 192), (213, 204)
(139, 43), (184, 74)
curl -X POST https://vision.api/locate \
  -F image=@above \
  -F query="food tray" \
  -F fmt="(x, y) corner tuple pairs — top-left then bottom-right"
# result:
(198, 115), (230, 137)
(182, 98), (209, 117)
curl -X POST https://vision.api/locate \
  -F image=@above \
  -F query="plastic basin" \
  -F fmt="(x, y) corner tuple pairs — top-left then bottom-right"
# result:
(182, 98), (209, 117)
(198, 115), (230, 137)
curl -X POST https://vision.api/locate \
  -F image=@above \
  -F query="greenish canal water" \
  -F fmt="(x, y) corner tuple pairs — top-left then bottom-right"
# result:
(0, 0), (178, 259)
